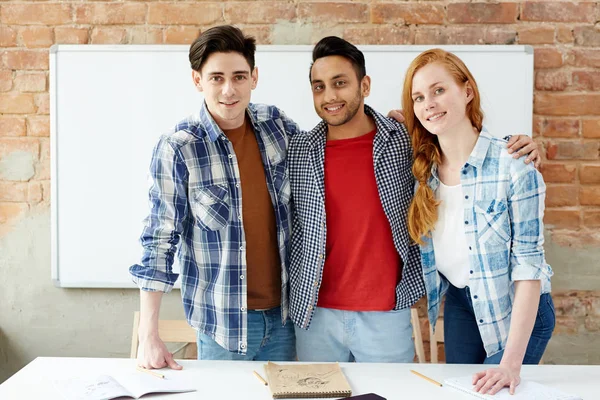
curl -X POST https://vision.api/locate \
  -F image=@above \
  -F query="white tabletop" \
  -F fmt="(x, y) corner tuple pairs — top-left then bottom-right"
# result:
(0, 357), (597, 399)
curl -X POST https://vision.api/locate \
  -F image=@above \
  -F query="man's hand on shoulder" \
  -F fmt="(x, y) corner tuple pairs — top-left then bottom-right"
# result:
(506, 134), (541, 169)
(387, 109), (405, 123)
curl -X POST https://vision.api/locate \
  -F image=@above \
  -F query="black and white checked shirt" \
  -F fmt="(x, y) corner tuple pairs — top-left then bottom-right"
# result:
(288, 105), (425, 329)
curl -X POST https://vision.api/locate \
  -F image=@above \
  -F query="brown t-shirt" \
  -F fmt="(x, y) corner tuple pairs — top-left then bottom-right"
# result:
(222, 116), (282, 310)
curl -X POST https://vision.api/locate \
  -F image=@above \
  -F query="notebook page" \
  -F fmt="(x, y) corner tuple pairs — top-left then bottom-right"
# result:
(445, 375), (582, 400)
(53, 375), (132, 400)
(115, 372), (196, 398)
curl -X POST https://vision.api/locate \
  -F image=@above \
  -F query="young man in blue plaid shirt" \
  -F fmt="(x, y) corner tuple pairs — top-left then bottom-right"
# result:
(130, 25), (300, 367)
(288, 37), (540, 363)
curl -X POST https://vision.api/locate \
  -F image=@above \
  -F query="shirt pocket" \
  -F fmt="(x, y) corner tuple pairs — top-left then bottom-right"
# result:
(474, 199), (511, 247)
(190, 184), (230, 231)
(271, 162), (291, 205)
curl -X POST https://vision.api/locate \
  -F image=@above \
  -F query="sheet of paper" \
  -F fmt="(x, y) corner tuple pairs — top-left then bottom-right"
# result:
(53, 375), (131, 400)
(116, 371), (196, 398)
(445, 375), (582, 400)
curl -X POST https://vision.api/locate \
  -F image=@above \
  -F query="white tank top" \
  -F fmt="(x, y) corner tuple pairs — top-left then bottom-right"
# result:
(431, 181), (470, 288)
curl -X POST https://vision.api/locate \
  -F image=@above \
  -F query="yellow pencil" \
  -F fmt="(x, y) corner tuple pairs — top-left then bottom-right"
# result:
(410, 369), (442, 387)
(136, 366), (165, 379)
(253, 370), (268, 386)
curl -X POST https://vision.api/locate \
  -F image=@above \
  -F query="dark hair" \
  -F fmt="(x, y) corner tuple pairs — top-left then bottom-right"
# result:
(310, 36), (366, 81)
(189, 25), (256, 72)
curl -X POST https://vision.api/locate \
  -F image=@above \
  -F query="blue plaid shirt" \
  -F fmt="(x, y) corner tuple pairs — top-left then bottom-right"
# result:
(288, 105), (425, 329)
(420, 129), (553, 357)
(129, 102), (299, 354)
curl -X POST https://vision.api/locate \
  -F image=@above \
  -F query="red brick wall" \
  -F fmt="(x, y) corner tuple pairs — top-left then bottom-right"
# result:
(0, 1), (598, 362)
(2, 1), (599, 234)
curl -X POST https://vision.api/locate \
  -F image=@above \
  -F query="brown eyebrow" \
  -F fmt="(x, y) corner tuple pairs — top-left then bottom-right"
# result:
(206, 71), (250, 76)
(412, 81), (443, 97)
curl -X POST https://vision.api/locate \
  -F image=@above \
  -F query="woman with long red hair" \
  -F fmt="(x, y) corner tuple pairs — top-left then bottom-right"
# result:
(403, 49), (555, 396)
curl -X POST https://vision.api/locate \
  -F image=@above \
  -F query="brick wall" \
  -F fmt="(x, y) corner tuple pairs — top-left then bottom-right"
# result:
(0, 1), (598, 364)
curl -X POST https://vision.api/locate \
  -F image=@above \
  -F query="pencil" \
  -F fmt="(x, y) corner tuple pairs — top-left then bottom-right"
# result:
(136, 366), (165, 379)
(410, 369), (442, 387)
(253, 370), (268, 386)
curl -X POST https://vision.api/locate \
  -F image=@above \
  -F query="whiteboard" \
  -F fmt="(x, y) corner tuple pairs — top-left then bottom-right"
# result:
(50, 44), (533, 288)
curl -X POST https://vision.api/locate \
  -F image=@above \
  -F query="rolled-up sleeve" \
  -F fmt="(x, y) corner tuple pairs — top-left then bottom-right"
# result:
(129, 135), (189, 292)
(508, 163), (554, 284)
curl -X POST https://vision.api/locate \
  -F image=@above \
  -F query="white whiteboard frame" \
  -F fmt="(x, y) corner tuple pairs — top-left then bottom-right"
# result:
(50, 44), (533, 288)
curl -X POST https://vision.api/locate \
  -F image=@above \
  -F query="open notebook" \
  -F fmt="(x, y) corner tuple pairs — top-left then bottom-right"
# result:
(445, 375), (582, 400)
(53, 372), (196, 400)
(264, 361), (352, 399)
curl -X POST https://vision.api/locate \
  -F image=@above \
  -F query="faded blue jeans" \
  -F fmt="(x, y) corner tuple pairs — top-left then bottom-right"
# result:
(444, 284), (555, 364)
(295, 307), (414, 363)
(197, 306), (296, 361)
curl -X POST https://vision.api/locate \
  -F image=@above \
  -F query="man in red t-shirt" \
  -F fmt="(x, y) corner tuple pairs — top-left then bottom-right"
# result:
(288, 36), (421, 362)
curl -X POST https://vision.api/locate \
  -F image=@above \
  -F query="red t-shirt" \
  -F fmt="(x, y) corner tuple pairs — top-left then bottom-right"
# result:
(317, 129), (402, 311)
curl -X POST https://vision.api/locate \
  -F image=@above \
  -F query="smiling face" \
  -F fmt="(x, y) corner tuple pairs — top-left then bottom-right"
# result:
(410, 62), (473, 137)
(192, 51), (258, 129)
(310, 55), (369, 127)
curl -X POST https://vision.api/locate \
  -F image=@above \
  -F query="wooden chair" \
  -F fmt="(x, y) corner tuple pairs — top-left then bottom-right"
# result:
(411, 308), (426, 363)
(130, 311), (198, 359)
(429, 318), (444, 364)
(412, 308), (446, 363)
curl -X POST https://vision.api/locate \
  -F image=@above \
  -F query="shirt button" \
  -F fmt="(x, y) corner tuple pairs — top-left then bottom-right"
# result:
(473, 295), (478, 299)
(240, 246), (244, 251)
(236, 183), (240, 188)
(308, 305), (313, 310)
(240, 343), (247, 349)
(470, 270), (474, 274)
(469, 246), (472, 250)
(228, 154), (234, 159)
(240, 275), (245, 280)
(221, 136), (227, 140)
(462, 170), (467, 175)
(314, 280), (318, 287)
(241, 307), (246, 312)
(465, 195), (469, 199)
(479, 319), (484, 323)
(464, 221), (469, 225)
(318, 254), (323, 259)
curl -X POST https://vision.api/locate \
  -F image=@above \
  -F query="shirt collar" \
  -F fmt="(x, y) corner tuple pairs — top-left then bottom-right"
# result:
(465, 127), (493, 170)
(199, 101), (260, 142)
(427, 127), (493, 190)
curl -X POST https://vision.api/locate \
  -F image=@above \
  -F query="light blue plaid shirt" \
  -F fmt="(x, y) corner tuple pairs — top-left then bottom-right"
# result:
(420, 129), (553, 357)
(129, 102), (299, 354)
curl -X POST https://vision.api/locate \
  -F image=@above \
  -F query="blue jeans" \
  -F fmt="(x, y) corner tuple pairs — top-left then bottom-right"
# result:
(444, 284), (555, 364)
(197, 306), (296, 361)
(295, 307), (414, 363)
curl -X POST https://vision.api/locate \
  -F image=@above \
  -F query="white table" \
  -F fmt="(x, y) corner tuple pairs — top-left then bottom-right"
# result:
(1, 357), (596, 399)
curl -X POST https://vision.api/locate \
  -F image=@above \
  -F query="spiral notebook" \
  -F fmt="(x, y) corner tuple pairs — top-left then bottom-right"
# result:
(264, 361), (352, 399)
(445, 375), (582, 400)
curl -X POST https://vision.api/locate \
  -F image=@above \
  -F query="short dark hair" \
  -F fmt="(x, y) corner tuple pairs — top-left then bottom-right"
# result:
(310, 36), (366, 81)
(189, 25), (256, 72)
